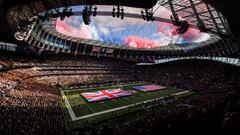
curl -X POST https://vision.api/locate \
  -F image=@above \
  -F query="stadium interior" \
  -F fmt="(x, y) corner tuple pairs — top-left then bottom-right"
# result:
(1, 0), (240, 134)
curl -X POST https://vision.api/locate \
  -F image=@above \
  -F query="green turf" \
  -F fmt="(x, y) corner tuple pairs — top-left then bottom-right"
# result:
(60, 82), (195, 129)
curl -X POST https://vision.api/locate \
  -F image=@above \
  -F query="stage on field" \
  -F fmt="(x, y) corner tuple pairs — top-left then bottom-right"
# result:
(81, 88), (133, 102)
(133, 84), (166, 92)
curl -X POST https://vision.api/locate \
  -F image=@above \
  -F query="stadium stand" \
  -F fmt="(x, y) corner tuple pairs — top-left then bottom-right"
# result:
(1, 0), (240, 134)
(1, 51), (240, 135)
(135, 59), (240, 93)
(0, 52), (137, 135)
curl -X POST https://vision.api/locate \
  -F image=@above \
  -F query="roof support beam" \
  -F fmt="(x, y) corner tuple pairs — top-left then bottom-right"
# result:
(188, 0), (206, 32)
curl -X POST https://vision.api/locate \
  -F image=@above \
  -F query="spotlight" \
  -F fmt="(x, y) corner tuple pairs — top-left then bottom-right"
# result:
(170, 14), (181, 26)
(146, 16), (150, 21)
(117, 12), (120, 18)
(176, 21), (189, 34)
(151, 17), (155, 22)
(141, 9), (154, 22)
(60, 15), (65, 21)
(62, 8), (67, 13)
(93, 11), (97, 16)
(112, 7), (116, 17)
(82, 8), (91, 25)
(67, 8), (73, 17)
(112, 6), (124, 20)
(141, 11), (145, 20)
(93, 6), (97, 16)
(170, 14), (189, 34)
(121, 8), (124, 12)
(112, 12), (116, 17)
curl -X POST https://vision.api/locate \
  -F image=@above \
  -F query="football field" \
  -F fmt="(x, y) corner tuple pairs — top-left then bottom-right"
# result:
(60, 82), (194, 129)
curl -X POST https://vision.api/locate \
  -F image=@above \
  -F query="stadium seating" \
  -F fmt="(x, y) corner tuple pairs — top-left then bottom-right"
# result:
(0, 52), (137, 134)
(1, 52), (240, 135)
(135, 59), (240, 93)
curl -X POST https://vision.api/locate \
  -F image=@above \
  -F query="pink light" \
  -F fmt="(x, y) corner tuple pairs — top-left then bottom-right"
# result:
(124, 36), (158, 48)
(157, 22), (178, 37)
(55, 19), (71, 33)
(55, 16), (210, 49)
(55, 18), (93, 39)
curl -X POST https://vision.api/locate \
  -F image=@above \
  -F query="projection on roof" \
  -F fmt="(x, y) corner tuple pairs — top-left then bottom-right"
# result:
(55, 6), (210, 49)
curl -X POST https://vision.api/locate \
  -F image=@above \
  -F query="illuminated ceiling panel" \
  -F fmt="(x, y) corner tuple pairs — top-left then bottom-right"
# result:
(55, 6), (210, 49)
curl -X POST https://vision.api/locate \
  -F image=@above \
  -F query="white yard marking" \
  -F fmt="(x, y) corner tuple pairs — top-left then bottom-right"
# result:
(172, 91), (189, 96)
(61, 90), (190, 121)
(60, 91), (77, 120)
(77, 94), (96, 113)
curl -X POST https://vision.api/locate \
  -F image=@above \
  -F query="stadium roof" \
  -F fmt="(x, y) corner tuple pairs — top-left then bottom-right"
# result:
(0, 0), (239, 58)
(52, 6), (211, 49)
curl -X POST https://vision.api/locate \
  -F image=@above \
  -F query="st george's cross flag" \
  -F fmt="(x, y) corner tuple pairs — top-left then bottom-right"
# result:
(81, 88), (133, 102)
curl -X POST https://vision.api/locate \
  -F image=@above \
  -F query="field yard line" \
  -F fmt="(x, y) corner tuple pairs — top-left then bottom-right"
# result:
(60, 91), (77, 120)
(71, 91), (189, 121)
(77, 94), (96, 113)
(172, 91), (189, 96)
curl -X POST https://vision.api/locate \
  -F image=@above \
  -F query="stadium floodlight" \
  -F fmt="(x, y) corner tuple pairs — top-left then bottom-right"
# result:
(66, 8), (73, 17)
(81, 0), (91, 25)
(112, 6), (124, 20)
(58, 8), (73, 21)
(141, 9), (155, 22)
(82, 8), (91, 25)
(197, 20), (208, 32)
(177, 21), (190, 34)
(141, 10), (146, 20)
(93, 6), (97, 16)
(40, 0), (74, 21)
(170, 14), (189, 34)
(60, 15), (65, 21)
(121, 15), (124, 20)
(120, 8), (124, 12)
(112, 11), (116, 17)
(81, 0), (97, 25)
(38, 12), (50, 22)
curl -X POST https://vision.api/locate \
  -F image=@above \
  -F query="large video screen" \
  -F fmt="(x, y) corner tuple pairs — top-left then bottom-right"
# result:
(56, 6), (210, 48)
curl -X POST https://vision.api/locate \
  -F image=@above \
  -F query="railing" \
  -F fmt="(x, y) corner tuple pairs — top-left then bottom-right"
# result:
(155, 56), (240, 66)
(0, 42), (17, 52)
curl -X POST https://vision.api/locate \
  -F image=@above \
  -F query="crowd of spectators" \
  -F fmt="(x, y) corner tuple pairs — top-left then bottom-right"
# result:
(76, 91), (240, 135)
(0, 81), (70, 135)
(1, 50), (240, 134)
(0, 52), (136, 135)
(73, 59), (240, 134)
(135, 59), (240, 93)
(0, 78), (17, 98)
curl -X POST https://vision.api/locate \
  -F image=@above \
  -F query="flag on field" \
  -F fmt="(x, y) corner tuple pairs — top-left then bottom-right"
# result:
(81, 88), (133, 102)
(92, 46), (101, 52)
(133, 85), (166, 92)
(106, 48), (114, 54)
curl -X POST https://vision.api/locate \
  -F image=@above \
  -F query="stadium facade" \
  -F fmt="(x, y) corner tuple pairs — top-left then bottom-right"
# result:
(0, 0), (238, 60)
